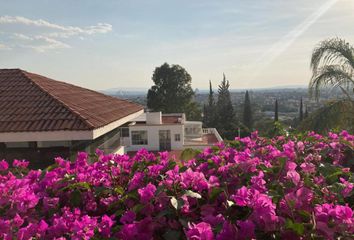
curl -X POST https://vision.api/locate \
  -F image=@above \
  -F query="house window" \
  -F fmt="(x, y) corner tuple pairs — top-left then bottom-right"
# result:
(121, 128), (130, 137)
(175, 134), (181, 142)
(131, 131), (148, 145)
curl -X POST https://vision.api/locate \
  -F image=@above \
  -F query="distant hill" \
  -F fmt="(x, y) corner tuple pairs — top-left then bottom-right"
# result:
(101, 85), (308, 96)
(100, 88), (147, 96)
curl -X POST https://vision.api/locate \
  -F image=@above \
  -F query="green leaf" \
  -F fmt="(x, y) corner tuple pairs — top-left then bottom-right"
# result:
(156, 209), (174, 218)
(132, 203), (145, 213)
(285, 219), (305, 236)
(61, 182), (91, 191)
(185, 190), (202, 199)
(114, 186), (124, 195)
(326, 170), (343, 184)
(178, 218), (188, 227)
(298, 210), (311, 222)
(209, 187), (223, 202)
(70, 189), (82, 207)
(227, 205), (252, 221)
(114, 209), (125, 218)
(168, 161), (177, 169)
(127, 190), (139, 200)
(163, 230), (182, 240)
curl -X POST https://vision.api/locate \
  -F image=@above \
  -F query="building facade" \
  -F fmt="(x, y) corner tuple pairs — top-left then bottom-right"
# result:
(120, 112), (223, 152)
(0, 69), (222, 168)
(0, 69), (143, 168)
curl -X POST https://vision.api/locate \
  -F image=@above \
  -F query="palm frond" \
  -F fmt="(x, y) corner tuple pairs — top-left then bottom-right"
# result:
(309, 65), (354, 100)
(311, 38), (354, 75)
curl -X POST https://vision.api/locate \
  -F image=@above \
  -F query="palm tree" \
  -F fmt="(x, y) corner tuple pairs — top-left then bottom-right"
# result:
(301, 38), (354, 133)
(310, 38), (354, 100)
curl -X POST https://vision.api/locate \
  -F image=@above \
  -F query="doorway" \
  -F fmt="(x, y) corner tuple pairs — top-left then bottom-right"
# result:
(159, 130), (171, 151)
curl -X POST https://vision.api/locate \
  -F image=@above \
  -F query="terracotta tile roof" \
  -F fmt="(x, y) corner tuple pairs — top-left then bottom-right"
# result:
(0, 69), (143, 132)
(162, 116), (181, 124)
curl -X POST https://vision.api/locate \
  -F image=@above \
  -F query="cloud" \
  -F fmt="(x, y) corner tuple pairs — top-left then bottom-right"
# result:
(0, 15), (112, 52)
(0, 42), (11, 50)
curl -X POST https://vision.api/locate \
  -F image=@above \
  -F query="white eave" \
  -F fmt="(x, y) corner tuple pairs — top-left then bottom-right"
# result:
(0, 109), (144, 142)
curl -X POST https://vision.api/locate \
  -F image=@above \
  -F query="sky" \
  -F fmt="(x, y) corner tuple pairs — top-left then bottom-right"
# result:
(0, 0), (353, 91)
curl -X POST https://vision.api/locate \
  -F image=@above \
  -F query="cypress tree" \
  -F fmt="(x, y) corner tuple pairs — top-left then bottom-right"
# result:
(203, 103), (208, 126)
(243, 90), (253, 130)
(274, 98), (279, 122)
(304, 105), (309, 119)
(216, 74), (236, 139)
(208, 80), (214, 108)
(203, 80), (216, 127)
(299, 97), (304, 121)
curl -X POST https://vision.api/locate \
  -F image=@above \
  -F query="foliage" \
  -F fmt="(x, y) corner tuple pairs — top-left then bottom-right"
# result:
(242, 91), (253, 131)
(274, 99), (279, 122)
(1, 131), (354, 239)
(299, 97), (304, 122)
(147, 63), (196, 115)
(180, 148), (201, 161)
(203, 81), (217, 127)
(185, 101), (202, 121)
(306, 38), (354, 133)
(310, 38), (354, 100)
(267, 121), (288, 138)
(216, 74), (237, 140)
(299, 100), (354, 134)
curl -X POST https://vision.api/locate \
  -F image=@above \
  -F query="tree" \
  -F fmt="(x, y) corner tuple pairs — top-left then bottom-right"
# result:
(203, 80), (216, 127)
(310, 38), (354, 100)
(147, 63), (195, 115)
(301, 38), (354, 133)
(242, 90), (253, 130)
(299, 97), (304, 122)
(274, 99), (279, 122)
(304, 105), (309, 119)
(186, 101), (202, 121)
(216, 74), (236, 139)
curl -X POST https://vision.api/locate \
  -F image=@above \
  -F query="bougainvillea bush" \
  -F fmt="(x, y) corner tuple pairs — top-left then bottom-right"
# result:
(0, 131), (354, 240)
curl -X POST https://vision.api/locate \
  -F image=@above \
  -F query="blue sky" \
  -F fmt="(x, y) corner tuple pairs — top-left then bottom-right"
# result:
(0, 0), (353, 90)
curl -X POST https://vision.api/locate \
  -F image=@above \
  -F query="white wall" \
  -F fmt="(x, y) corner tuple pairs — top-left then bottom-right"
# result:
(115, 146), (125, 155)
(0, 109), (144, 142)
(146, 112), (162, 124)
(127, 124), (184, 151)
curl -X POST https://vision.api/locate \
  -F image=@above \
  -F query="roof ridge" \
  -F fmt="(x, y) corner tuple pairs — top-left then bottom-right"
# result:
(23, 70), (141, 109)
(19, 70), (95, 129)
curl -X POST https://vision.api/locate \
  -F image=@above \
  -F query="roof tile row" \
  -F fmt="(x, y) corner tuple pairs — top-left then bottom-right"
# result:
(0, 69), (143, 133)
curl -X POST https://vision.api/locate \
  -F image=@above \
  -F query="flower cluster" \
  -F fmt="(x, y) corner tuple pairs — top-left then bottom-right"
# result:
(0, 131), (353, 239)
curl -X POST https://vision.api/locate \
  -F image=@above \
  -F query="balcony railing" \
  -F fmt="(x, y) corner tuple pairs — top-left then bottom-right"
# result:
(202, 128), (223, 142)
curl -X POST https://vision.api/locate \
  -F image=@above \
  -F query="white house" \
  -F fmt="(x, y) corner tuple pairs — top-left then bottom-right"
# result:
(0, 69), (222, 168)
(0, 69), (144, 167)
(120, 112), (223, 152)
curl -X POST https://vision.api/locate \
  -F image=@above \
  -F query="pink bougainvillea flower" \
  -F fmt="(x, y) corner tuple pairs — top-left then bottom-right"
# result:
(12, 159), (29, 168)
(138, 183), (157, 204)
(0, 160), (8, 171)
(187, 222), (214, 240)
(0, 131), (353, 239)
(120, 211), (136, 224)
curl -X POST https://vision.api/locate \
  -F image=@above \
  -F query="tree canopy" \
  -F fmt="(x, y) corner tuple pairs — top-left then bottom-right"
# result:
(147, 63), (197, 117)
(242, 90), (253, 130)
(216, 74), (237, 139)
(274, 99), (279, 122)
(203, 81), (216, 127)
(301, 38), (354, 133)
